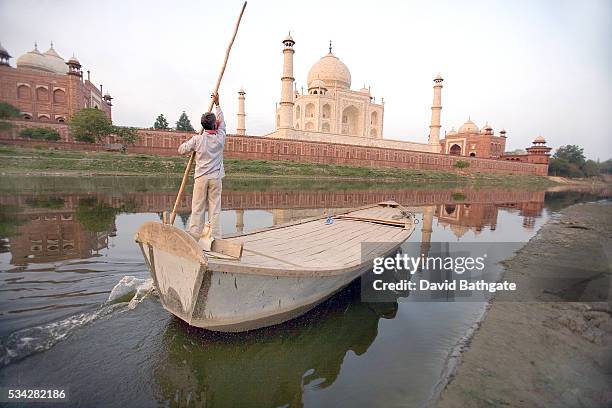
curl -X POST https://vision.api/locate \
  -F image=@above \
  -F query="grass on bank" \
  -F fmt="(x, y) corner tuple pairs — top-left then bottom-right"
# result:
(0, 145), (556, 188)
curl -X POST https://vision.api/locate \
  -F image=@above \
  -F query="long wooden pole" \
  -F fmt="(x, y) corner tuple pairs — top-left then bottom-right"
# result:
(169, 1), (247, 225)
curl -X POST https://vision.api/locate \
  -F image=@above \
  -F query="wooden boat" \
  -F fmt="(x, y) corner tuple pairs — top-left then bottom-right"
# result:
(135, 201), (415, 332)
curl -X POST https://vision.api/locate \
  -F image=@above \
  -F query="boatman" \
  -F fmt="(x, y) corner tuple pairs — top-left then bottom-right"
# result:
(178, 92), (225, 240)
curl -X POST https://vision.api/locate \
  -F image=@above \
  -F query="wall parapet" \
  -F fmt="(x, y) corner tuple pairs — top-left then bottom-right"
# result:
(0, 120), (548, 176)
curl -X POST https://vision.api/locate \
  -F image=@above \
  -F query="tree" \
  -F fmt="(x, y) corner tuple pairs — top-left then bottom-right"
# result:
(154, 114), (170, 130)
(112, 126), (138, 145)
(582, 160), (600, 178)
(69, 108), (113, 143)
(176, 111), (194, 131)
(553, 145), (586, 167)
(20, 127), (61, 141)
(599, 159), (612, 174)
(0, 102), (21, 131)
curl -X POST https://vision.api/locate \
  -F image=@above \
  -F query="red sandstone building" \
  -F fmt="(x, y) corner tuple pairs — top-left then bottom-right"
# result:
(0, 42), (112, 123)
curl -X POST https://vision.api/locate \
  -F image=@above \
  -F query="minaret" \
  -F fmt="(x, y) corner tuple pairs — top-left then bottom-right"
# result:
(428, 74), (443, 150)
(237, 87), (246, 135)
(278, 33), (295, 130)
(235, 209), (244, 234)
(420, 206), (435, 258)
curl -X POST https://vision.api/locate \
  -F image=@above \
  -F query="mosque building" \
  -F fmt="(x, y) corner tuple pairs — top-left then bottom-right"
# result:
(0, 42), (112, 123)
(439, 118), (507, 158)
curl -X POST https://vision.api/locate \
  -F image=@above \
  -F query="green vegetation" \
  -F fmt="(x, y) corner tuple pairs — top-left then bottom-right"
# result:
(176, 111), (194, 132)
(69, 108), (114, 143)
(74, 197), (137, 232)
(0, 146), (556, 188)
(25, 196), (65, 209)
(452, 192), (466, 201)
(0, 102), (21, 131)
(0, 204), (25, 238)
(68, 108), (137, 145)
(154, 114), (170, 130)
(19, 127), (61, 141)
(548, 144), (611, 178)
(454, 160), (470, 169)
(113, 126), (138, 145)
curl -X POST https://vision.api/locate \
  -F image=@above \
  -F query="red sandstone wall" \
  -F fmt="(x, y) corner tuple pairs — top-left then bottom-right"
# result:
(0, 120), (549, 176)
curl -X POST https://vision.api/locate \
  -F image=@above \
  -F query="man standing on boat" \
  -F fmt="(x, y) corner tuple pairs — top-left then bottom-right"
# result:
(178, 92), (225, 240)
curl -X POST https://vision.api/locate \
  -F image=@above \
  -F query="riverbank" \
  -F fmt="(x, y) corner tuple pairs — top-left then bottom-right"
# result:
(437, 202), (612, 407)
(0, 145), (556, 187)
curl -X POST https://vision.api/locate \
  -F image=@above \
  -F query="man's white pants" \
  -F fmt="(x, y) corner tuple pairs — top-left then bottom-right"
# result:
(188, 176), (222, 238)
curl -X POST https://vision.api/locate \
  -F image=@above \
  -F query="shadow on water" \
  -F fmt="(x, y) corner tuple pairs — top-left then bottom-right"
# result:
(154, 280), (398, 408)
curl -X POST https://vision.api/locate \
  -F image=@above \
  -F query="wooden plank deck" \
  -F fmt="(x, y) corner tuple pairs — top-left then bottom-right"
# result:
(207, 203), (414, 275)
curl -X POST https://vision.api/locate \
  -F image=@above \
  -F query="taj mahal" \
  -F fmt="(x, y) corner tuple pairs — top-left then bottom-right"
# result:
(266, 34), (443, 154)
(258, 33), (534, 160)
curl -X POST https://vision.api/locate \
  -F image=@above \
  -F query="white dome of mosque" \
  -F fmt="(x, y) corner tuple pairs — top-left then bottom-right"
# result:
(17, 42), (68, 74)
(42, 44), (67, 73)
(307, 51), (351, 90)
(458, 118), (479, 134)
(534, 135), (546, 143)
(16, 43), (52, 72)
(447, 127), (457, 136)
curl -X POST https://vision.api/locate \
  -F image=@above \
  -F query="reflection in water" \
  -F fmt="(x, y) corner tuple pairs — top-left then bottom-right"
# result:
(154, 282), (397, 408)
(0, 178), (610, 407)
(0, 187), (569, 266)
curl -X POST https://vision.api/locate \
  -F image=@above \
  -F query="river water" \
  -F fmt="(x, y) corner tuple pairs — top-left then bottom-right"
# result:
(0, 176), (608, 407)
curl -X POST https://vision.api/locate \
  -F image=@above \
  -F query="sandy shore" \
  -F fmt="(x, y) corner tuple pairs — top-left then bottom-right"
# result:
(437, 202), (612, 407)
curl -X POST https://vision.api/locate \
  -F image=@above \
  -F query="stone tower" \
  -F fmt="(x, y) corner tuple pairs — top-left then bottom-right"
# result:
(278, 33), (295, 130)
(428, 74), (443, 150)
(420, 206), (435, 257)
(237, 87), (246, 135)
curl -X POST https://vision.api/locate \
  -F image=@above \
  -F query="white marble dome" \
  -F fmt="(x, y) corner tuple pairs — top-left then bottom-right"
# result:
(43, 45), (67, 73)
(458, 118), (479, 134)
(16, 44), (51, 72)
(17, 43), (67, 74)
(307, 52), (351, 90)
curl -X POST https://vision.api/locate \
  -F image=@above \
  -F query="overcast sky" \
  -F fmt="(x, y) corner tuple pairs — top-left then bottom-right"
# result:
(1, 0), (610, 159)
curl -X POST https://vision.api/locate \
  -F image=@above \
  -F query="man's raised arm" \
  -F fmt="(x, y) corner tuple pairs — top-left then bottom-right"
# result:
(216, 105), (226, 137)
(178, 134), (197, 155)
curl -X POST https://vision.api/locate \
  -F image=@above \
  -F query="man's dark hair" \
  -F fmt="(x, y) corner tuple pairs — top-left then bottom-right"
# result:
(201, 112), (217, 130)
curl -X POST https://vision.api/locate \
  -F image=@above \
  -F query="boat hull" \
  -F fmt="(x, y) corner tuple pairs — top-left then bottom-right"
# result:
(135, 203), (414, 332)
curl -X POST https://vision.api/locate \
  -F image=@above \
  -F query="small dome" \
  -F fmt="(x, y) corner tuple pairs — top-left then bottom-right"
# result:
(104, 91), (111, 98)
(307, 52), (351, 90)
(533, 135), (546, 144)
(446, 127), (457, 136)
(308, 79), (326, 89)
(434, 73), (443, 82)
(458, 118), (479, 134)
(16, 44), (52, 72)
(67, 55), (80, 65)
(283, 33), (294, 44)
